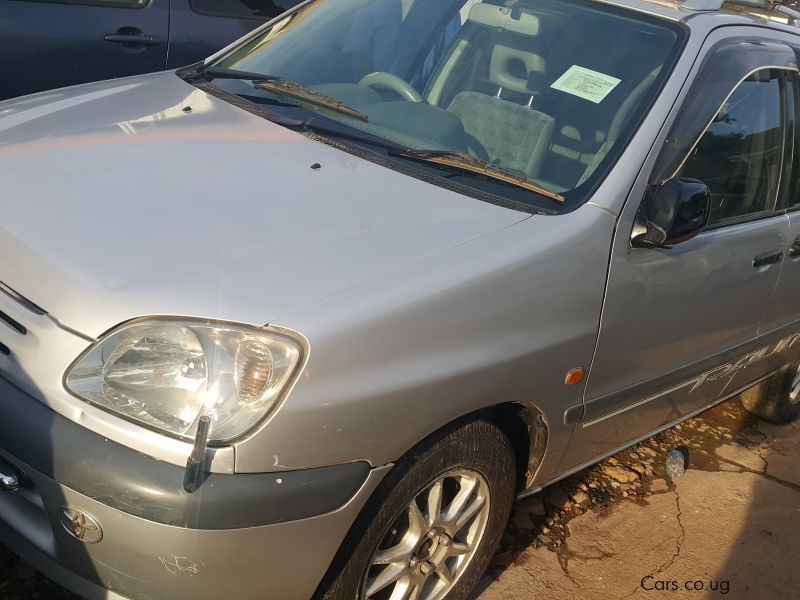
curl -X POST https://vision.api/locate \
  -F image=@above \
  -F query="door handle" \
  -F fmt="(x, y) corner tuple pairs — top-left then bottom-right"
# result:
(104, 28), (161, 48)
(753, 250), (784, 269)
(0, 471), (19, 492)
(104, 34), (160, 46)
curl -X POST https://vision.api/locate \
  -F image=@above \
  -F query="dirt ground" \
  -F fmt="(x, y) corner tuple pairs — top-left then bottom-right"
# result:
(478, 397), (800, 600)
(1, 396), (797, 600)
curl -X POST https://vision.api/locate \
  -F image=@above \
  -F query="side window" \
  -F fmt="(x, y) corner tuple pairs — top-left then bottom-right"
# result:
(676, 69), (785, 225)
(189, 0), (297, 19)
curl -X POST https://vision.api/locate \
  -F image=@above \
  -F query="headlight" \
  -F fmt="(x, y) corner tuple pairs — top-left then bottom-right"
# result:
(65, 319), (306, 444)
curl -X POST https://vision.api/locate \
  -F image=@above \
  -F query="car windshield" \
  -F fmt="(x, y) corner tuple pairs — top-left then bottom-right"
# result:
(208, 0), (685, 209)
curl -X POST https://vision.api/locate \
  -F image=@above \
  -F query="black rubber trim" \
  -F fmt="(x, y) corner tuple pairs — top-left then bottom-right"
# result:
(562, 404), (584, 426)
(0, 309), (26, 335)
(0, 280), (46, 315)
(0, 376), (370, 530)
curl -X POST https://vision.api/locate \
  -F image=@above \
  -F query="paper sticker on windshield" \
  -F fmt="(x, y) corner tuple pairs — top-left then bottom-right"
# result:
(550, 66), (621, 104)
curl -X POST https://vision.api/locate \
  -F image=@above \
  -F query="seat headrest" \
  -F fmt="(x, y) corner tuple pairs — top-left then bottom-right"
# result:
(468, 3), (540, 36)
(490, 43), (545, 95)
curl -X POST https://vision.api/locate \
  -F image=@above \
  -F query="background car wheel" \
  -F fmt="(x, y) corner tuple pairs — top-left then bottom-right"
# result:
(316, 418), (516, 600)
(741, 358), (800, 424)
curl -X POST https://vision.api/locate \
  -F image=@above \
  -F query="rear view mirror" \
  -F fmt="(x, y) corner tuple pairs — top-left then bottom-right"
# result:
(631, 178), (711, 249)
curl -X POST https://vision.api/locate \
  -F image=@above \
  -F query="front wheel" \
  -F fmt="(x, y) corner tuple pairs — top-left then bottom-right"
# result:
(317, 419), (516, 600)
(741, 358), (800, 424)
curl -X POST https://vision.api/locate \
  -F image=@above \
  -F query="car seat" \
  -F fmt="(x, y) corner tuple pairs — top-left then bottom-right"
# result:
(444, 3), (555, 178)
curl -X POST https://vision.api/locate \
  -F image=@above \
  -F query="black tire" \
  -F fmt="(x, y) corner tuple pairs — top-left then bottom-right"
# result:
(741, 358), (800, 424)
(316, 419), (516, 600)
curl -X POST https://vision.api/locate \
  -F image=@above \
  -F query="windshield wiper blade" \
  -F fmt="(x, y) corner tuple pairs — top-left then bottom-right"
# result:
(299, 120), (564, 202)
(198, 65), (279, 82)
(391, 150), (565, 203)
(196, 65), (369, 122)
(253, 80), (369, 122)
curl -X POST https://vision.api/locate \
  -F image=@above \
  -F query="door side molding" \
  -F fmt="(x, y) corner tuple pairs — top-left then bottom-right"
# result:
(582, 330), (800, 428)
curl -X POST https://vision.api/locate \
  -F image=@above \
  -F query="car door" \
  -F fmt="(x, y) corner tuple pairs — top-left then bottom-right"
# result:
(561, 36), (795, 469)
(166, 0), (300, 69)
(755, 64), (800, 366)
(0, 0), (169, 101)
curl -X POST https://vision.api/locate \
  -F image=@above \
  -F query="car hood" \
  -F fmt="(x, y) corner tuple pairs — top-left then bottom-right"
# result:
(0, 72), (527, 338)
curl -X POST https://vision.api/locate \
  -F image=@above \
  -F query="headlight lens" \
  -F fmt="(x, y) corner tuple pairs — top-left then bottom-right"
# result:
(65, 319), (305, 443)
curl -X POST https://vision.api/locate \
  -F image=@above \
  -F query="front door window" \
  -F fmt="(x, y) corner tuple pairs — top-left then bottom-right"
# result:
(676, 69), (785, 225)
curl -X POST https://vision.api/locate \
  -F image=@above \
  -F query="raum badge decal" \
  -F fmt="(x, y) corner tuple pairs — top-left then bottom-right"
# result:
(59, 507), (103, 544)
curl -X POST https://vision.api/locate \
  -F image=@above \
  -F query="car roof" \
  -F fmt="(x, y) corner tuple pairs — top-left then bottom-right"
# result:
(595, 0), (800, 32)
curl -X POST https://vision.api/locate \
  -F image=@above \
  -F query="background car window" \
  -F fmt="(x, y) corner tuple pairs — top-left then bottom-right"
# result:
(677, 69), (784, 225)
(189, 0), (295, 19)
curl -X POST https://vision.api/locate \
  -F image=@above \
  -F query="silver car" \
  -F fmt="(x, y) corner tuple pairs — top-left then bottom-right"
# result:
(1, 0), (799, 599)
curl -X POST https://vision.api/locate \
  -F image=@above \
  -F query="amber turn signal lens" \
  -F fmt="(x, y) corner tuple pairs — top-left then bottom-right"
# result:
(565, 367), (585, 386)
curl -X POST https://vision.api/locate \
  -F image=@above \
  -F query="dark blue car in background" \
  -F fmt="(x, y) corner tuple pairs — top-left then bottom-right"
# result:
(0, 0), (300, 100)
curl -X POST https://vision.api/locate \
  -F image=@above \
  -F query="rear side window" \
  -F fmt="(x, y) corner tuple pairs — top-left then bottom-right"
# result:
(190, 0), (296, 19)
(676, 69), (785, 225)
(14, 0), (148, 7)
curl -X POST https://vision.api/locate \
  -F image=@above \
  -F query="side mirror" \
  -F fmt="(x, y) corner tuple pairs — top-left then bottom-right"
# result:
(631, 178), (711, 249)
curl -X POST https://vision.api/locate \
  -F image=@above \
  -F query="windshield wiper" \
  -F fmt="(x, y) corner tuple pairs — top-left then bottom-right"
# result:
(299, 119), (564, 202)
(190, 67), (562, 202)
(253, 80), (369, 122)
(391, 150), (565, 203)
(195, 65), (369, 122)
(197, 65), (277, 82)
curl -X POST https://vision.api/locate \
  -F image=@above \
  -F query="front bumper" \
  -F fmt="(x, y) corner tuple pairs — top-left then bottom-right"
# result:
(0, 376), (390, 600)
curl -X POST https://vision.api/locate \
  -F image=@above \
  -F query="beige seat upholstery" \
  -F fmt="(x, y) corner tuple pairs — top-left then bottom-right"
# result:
(448, 91), (554, 178)
(440, 3), (555, 179)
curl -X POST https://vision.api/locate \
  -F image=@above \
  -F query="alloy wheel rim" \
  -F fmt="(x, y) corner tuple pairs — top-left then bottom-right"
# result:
(362, 469), (491, 600)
